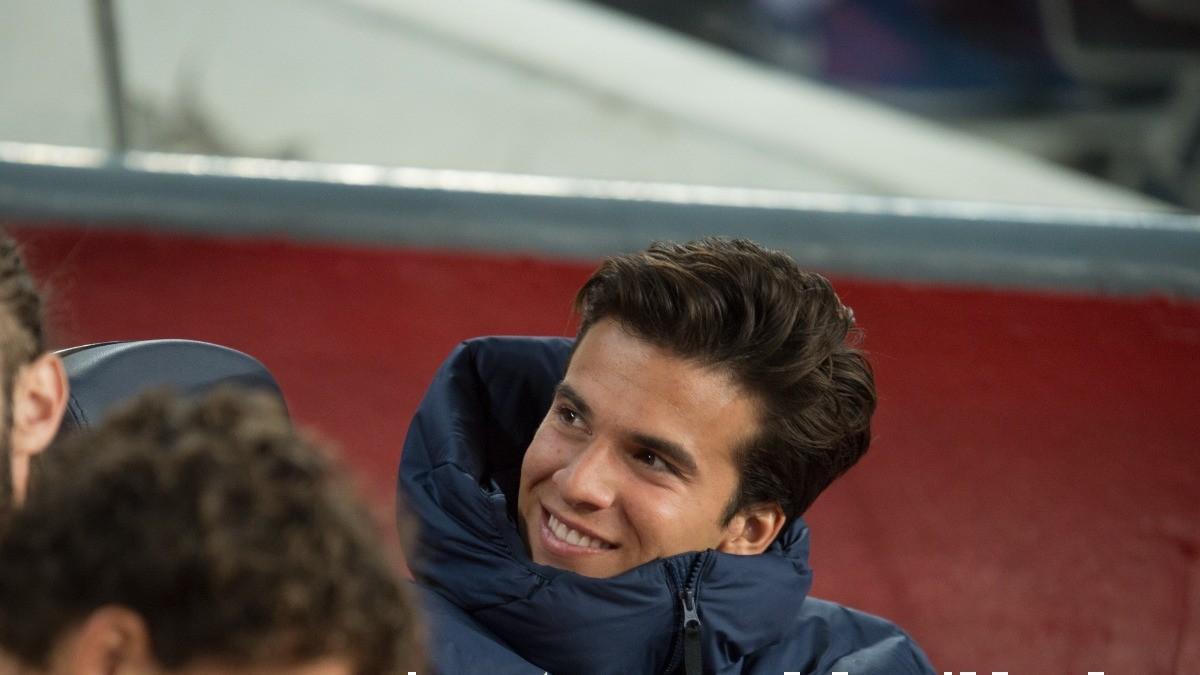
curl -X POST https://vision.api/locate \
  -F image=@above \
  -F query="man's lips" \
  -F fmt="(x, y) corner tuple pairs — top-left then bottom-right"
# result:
(539, 508), (617, 553)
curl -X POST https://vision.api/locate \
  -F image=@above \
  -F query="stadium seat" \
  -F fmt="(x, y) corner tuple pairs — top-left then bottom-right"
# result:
(56, 339), (286, 434)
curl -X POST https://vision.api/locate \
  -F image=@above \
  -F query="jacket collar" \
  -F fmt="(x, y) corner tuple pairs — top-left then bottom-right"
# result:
(401, 337), (815, 673)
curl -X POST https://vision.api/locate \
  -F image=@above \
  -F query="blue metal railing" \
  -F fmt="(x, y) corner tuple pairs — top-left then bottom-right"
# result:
(2, 142), (1198, 296)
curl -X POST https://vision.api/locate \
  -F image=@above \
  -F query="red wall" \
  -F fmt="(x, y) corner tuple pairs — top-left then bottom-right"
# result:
(13, 225), (1200, 674)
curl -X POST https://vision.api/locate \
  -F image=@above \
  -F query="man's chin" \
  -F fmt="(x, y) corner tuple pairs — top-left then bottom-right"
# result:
(534, 552), (624, 579)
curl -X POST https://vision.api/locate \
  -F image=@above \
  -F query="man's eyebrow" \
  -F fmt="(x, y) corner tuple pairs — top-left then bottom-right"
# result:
(554, 382), (592, 419)
(629, 432), (698, 478)
(554, 382), (698, 477)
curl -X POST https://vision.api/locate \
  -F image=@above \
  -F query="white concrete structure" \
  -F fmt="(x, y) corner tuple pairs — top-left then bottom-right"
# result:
(0, 0), (1167, 210)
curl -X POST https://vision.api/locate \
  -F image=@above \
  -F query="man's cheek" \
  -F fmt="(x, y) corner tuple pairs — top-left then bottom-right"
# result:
(526, 431), (576, 479)
(638, 499), (693, 549)
(521, 445), (553, 483)
(521, 429), (556, 478)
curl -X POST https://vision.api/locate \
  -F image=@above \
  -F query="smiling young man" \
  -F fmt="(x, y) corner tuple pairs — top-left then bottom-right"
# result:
(519, 318), (773, 577)
(399, 238), (935, 674)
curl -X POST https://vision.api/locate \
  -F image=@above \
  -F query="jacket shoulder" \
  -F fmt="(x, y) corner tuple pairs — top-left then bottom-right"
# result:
(418, 585), (547, 675)
(748, 598), (936, 675)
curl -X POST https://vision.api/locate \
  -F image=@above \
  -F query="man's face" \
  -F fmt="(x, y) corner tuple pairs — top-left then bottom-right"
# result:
(517, 318), (760, 578)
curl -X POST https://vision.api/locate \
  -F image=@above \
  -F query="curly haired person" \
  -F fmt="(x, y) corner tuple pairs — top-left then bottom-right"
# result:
(0, 388), (422, 675)
(0, 233), (67, 517)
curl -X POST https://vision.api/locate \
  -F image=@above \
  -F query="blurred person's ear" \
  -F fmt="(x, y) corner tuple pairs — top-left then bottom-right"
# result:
(10, 352), (67, 504)
(57, 606), (154, 675)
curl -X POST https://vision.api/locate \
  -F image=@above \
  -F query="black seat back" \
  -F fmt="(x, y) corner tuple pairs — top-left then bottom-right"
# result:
(57, 339), (286, 434)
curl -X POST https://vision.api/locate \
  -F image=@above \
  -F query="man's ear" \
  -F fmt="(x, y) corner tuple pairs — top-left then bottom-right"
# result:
(9, 352), (68, 503)
(716, 502), (786, 555)
(60, 606), (155, 675)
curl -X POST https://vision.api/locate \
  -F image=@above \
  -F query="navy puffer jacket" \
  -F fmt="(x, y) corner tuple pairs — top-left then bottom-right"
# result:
(399, 337), (936, 675)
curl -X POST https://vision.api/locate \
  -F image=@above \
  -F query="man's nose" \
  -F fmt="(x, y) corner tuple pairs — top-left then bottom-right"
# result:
(553, 440), (617, 511)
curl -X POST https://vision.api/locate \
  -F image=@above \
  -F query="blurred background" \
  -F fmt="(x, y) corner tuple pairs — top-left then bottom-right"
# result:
(2, 1), (1199, 673)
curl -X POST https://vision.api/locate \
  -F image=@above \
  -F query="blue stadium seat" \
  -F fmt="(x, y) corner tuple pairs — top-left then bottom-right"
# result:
(56, 339), (286, 434)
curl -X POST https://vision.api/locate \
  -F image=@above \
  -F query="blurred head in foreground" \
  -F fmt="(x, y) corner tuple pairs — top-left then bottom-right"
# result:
(0, 388), (420, 675)
(0, 233), (68, 516)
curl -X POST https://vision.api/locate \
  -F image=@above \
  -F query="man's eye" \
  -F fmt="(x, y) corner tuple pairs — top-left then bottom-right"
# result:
(555, 406), (584, 428)
(632, 450), (673, 474)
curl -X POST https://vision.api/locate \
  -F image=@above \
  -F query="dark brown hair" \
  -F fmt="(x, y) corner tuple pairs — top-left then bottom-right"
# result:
(0, 233), (44, 374)
(574, 238), (876, 523)
(0, 388), (421, 674)
(0, 232), (46, 513)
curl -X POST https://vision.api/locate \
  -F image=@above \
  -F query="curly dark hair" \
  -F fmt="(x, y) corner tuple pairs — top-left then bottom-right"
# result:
(0, 388), (421, 674)
(0, 231), (47, 513)
(574, 237), (876, 523)
(0, 233), (44, 374)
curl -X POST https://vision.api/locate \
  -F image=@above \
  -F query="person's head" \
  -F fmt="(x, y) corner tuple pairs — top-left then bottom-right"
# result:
(518, 238), (875, 578)
(0, 388), (421, 675)
(0, 233), (68, 515)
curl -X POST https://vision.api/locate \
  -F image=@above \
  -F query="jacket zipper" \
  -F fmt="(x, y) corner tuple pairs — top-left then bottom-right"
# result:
(680, 585), (702, 675)
(664, 551), (710, 675)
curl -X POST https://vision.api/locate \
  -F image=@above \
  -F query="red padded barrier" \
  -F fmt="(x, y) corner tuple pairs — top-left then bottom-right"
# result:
(10, 225), (1200, 674)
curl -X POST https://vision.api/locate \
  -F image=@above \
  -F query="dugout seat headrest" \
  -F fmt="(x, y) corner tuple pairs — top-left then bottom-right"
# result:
(56, 339), (286, 434)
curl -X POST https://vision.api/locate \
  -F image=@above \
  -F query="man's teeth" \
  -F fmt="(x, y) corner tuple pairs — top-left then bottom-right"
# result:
(548, 513), (612, 550)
